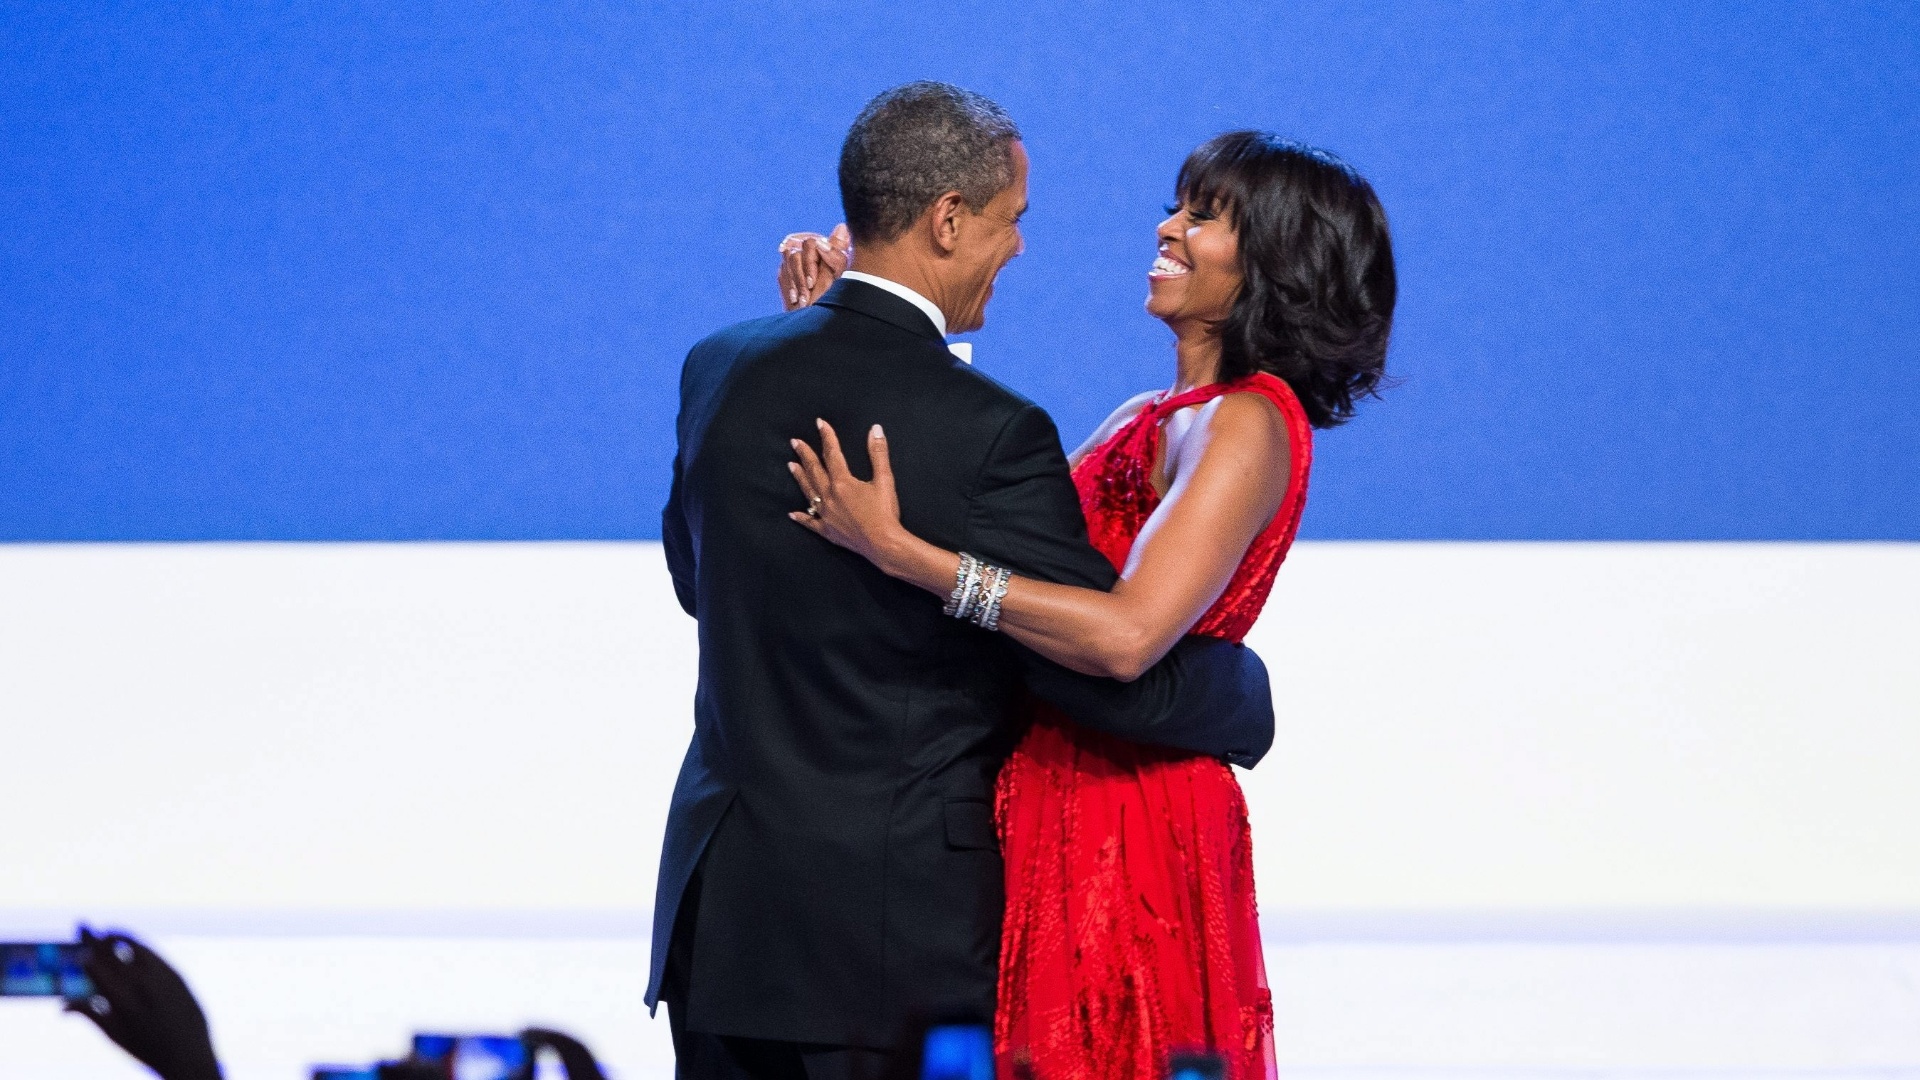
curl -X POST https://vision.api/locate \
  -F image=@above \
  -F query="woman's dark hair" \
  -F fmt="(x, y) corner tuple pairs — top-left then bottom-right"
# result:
(1177, 131), (1396, 428)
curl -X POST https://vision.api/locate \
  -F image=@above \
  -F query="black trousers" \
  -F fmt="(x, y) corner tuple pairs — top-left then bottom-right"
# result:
(664, 859), (906, 1080)
(667, 998), (897, 1080)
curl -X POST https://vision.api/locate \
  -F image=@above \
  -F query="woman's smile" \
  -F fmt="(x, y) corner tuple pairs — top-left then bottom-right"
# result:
(1149, 248), (1191, 279)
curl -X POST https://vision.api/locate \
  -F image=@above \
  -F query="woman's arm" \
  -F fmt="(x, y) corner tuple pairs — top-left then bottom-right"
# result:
(789, 392), (1291, 680)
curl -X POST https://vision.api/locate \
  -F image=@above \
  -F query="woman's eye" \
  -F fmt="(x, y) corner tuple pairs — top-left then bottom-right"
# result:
(1189, 206), (1215, 222)
(1163, 203), (1181, 216)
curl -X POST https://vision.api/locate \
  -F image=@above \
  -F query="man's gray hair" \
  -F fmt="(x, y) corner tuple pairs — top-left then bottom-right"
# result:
(838, 82), (1022, 244)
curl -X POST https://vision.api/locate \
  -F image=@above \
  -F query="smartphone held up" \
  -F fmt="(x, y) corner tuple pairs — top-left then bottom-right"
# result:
(0, 941), (94, 1000)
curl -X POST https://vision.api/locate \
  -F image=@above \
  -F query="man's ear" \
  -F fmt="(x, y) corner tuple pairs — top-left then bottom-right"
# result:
(927, 190), (969, 255)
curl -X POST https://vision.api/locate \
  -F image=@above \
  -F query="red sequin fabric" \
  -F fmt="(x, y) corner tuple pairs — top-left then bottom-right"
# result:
(995, 373), (1312, 1080)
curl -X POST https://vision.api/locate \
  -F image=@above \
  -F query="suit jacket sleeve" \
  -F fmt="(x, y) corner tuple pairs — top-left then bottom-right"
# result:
(967, 404), (1275, 767)
(663, 434), (697, 618)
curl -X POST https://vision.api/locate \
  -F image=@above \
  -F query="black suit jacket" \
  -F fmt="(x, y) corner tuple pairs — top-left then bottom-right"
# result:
(647, 279), (1274, 1047)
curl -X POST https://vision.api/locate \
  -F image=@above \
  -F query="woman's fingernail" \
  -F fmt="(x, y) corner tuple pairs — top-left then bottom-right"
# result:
(806, 275), (815, 289)
(790, 439), (802, 450)
(816, 418), (826, 428)
(871, 424), (885, 439)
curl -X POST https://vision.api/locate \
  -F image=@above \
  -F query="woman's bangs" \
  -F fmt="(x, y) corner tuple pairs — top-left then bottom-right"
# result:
(1174, 145), (1245, 221)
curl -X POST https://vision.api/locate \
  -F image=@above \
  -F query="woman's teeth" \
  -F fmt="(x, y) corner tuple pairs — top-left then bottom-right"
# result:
(1151, 255), (1190, 276)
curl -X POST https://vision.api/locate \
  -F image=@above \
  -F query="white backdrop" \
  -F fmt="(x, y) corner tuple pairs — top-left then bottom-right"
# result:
(3, 541), (1919, 1079)
(4, 541), (1917, 919)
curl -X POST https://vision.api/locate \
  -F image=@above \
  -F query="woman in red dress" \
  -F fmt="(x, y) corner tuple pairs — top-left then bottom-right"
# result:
(786, 132), (1396, 1080)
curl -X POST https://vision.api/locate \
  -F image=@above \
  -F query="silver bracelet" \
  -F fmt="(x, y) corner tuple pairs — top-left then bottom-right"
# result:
(943, 552), (978, 617)
(973, 564), (1012, 631)
(945, 552), (1013, 630)
(967, 564), (996, 628)
(952, 553), (984, 621)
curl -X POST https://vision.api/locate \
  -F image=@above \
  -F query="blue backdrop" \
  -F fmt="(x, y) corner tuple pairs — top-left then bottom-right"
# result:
(3, 2), (1915, 541)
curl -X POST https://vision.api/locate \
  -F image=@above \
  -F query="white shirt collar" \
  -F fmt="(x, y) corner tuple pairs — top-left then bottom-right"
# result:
(840, 271), (947, 338)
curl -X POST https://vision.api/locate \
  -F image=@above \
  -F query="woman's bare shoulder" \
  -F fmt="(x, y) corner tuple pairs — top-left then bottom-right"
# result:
(1209, 386), (1290, 440)
(1169, 388), (1291, 481)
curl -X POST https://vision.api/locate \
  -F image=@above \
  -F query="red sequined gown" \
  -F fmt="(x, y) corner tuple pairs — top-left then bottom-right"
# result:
(994, 372), (1312, 1080)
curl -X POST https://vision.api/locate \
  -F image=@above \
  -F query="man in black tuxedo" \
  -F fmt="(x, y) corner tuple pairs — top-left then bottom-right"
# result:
(650, 82), (1275, 1080)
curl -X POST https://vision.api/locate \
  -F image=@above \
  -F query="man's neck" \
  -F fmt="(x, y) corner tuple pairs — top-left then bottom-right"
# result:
(847, 246), (953, 328)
